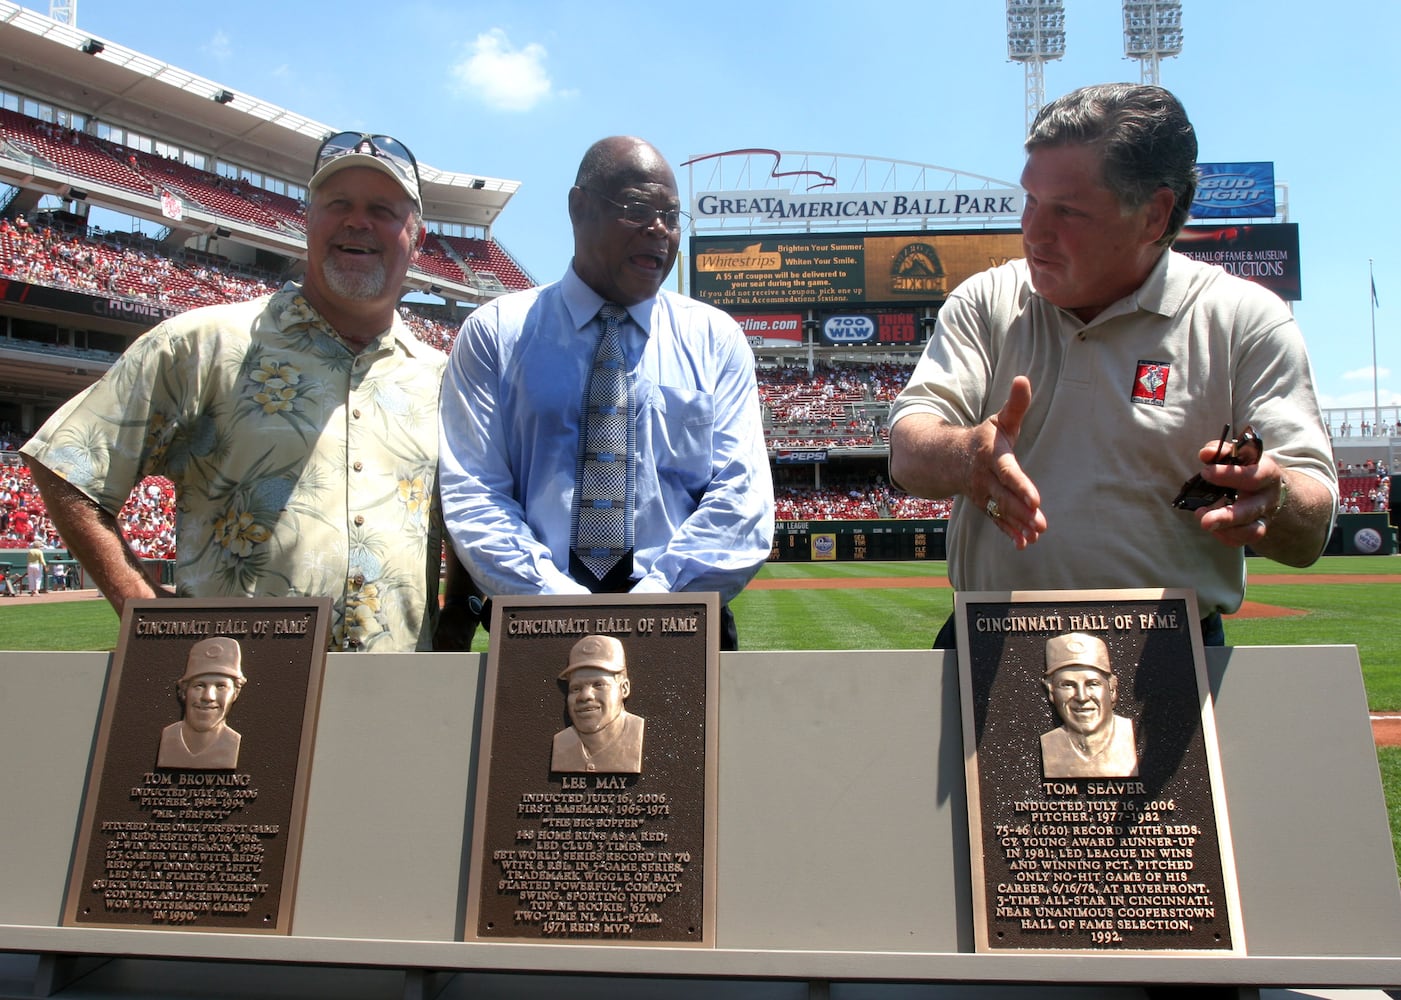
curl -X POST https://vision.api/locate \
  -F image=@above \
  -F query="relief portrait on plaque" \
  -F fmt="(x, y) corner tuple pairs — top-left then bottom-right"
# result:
(551, 634), (645, 774)
(156, 636), (247, 770)
(1039, 632), (1139, 779)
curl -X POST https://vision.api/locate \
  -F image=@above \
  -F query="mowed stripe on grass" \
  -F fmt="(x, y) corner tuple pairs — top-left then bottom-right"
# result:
(745, 570), (1401, 618)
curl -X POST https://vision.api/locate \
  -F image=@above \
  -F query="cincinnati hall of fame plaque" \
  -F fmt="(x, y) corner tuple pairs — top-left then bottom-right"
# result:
(63, 598), (331, 934)
(466, 594), (719, 946)
(955, 589), (1242, 954)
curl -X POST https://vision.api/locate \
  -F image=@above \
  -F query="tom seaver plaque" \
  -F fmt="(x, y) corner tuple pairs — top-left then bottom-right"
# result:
(957, 588), (1242, 953)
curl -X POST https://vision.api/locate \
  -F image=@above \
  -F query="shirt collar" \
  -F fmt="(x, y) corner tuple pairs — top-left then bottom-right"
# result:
(270, 281), (423, 357)
(1125, 248), (1180, 319)
(1036, 249), (1176, 330)
(562, 263), (656, 335)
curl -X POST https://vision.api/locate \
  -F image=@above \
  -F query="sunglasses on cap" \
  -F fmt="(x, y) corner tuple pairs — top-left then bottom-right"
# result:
(313, 131), (421, 194)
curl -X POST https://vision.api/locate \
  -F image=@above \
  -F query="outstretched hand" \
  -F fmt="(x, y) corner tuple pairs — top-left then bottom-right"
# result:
(973, 375), (1046, 549)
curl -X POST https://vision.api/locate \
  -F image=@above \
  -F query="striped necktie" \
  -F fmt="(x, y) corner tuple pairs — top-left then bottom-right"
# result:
(571, 303), (634, 580)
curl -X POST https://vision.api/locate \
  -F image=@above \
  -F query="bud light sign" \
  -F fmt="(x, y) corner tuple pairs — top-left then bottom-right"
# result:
(822, 314), (875, 346)
(1191, 163), (1276, 219)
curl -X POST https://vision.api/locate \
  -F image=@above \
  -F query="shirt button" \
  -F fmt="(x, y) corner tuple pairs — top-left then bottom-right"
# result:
(354, 515), (365, 526)
(352, 408), (362, 419)
(353, 461), (363, 472)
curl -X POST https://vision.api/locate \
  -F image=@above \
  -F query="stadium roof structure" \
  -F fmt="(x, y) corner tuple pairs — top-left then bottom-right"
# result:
(0, 1), (519, 231)
(0, 2), (536, 411)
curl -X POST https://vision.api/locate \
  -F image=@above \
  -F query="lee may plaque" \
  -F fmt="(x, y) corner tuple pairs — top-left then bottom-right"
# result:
(466, 594), (719, 946)
(956, 589), (1242, 953)
(63, 598), (331, 933)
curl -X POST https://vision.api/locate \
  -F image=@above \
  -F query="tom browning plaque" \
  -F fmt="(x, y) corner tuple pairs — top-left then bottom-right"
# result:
(466, 593), (719, 946)
(956, 589), (1242, 954)
(63, 598), (331, 933)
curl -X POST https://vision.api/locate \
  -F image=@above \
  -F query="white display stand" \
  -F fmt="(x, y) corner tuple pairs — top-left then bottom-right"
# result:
(1, 647), (1398, 998)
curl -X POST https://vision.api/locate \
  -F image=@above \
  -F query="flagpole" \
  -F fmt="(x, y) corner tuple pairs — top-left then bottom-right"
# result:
(1371, 258), (1380, 433)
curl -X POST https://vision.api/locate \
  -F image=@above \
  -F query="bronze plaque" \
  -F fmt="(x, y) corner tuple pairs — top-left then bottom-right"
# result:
(466, 594), (719, 946)
(957, 589), (1242, 953)
(63, 598), (331, 933)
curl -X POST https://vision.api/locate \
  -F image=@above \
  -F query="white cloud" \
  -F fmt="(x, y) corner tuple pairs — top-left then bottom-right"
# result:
(1342, 365), (1392, 381)
(1318, 388), (1401, 410)
(203, 30), (232, 64)
(451, 29), (554, 113)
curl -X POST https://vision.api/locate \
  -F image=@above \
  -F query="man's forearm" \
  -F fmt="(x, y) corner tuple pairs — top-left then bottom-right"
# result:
(1251, 469), (1335, 567)
(888, 413), (972, 498)
(24, 459), (162, 614)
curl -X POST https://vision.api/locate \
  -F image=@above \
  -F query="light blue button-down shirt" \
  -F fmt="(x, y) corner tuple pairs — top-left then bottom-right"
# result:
(439, 266), (774, 603)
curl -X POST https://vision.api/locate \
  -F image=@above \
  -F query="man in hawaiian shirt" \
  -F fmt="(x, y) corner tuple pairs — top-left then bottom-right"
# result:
(23, 132), (473, 650)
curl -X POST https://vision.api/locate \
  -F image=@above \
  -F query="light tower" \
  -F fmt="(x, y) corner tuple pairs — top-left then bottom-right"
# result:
(48, 0), (76, 26)
(1007, 0), (1066, 138)
(1122, 0), (1183, 85)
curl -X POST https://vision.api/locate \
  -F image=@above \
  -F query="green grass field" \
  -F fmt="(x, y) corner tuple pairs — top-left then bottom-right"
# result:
(3, 554), (1398, 865)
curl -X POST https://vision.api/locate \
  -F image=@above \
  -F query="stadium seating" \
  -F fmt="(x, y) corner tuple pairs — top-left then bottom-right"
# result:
(0, 460), (175, 556)
(439, 235), (534, 291)
(1, 108), (534, 295)
(1338, 474), (1390, 513)
(1, 217), (279, 311)
(0, 110), (151, 196)
(130, 153), (300, 235)
(413, 232), (471, 287)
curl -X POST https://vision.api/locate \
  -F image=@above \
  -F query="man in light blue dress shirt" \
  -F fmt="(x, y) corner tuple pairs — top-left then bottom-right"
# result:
(438, 136), (774, 649)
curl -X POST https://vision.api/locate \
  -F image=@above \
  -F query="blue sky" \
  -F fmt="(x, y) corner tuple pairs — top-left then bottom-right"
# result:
(32, 0), (1400, 412)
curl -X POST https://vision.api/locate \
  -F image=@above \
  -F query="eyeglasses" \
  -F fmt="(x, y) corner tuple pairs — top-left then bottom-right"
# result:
(582, 189), (689, 232)
(314, 131), (421, 193)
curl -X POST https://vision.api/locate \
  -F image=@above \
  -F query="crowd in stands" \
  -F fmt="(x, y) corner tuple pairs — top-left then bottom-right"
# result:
(1338, 466), (1392, 514)
(398, 309), (459, 353)
(760, 362), (907, 421)
(2, 215), (279, 311)
(776, 484), (885, 520)
(0, 109), (152, 198)
(1, 213), (464, 352)
(1327, 417), (1401, 438)
(759, 361), (911, 451)
(1, 454), (176, 559)
(0, 456), (48, 549)
(773, 481), (954, 522)
(1, 107), (534, 295)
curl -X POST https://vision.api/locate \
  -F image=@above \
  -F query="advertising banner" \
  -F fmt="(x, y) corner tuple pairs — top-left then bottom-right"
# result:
(693, 188), (1022, 226)
(776, 449), (828, 464)
(1191, 163), (1276, 219)
(876, 311), (920, 346)
(1173, 223), (1301, 301)
(0, 277), (181, 325)
(693, 223), (1301, 308)
(732, 313), (803, 348)
(815, 310), (923, 347)
(691, 231), (1023, 310)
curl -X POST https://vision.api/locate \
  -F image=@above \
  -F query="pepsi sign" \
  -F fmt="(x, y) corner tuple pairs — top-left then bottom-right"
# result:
(776, 449), (828, 464)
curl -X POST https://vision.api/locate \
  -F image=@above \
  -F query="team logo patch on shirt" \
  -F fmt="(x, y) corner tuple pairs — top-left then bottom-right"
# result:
(1132, 361), (1170, 407)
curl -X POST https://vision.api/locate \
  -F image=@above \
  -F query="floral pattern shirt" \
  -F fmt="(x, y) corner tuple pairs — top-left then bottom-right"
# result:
(23, 284), (448, 650)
